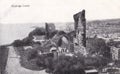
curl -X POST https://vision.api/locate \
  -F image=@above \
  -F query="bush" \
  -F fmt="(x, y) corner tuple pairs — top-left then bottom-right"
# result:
(29, 27), (46, 37)
(38, 55), (85, 74)
(86, 38), (111, 59)
(52, 55), (85, 74)
(19, 48), (45, 71)
(35, 53), (86, 74)
(84, 56), (110, 68)
(12, 36), (33, 47)
(12, 39), (24, 47)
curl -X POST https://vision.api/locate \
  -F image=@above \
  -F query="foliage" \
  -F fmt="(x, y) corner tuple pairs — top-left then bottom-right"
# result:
(12, 39), (24, 47)
(57, 31), (67, 36)
(36, 53), (86, 74)
(12, 37), (33, 47)
(13, 33), (112, 72)
(49, 30), (58, 38)
(19, 48), (45, 71)
(11, 23), (116, 73)
(12, 27), (45, 47)
(86, 37), (111, 59)
(29, 27), (46, 37)
(84, 55), (110, 69)
(12, 33), (34, 47)
(85, 37), (112, 69)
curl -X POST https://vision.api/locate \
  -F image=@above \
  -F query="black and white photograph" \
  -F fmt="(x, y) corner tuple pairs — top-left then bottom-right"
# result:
(0, 0), (120, 74)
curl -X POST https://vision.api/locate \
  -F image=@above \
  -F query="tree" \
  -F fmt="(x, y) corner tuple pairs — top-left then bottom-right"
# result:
(86, 37), (111, 59)
(29, 27), (46, 37)
(12, 37), (33, 47)
(49, 30), (58, 38)
(12, 39), (24, 47)
(22, 37), (33, 45)
(51, 55), (85, 74)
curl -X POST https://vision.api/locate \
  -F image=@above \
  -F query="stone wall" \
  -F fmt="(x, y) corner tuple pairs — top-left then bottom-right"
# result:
(0, 46), (9, 74)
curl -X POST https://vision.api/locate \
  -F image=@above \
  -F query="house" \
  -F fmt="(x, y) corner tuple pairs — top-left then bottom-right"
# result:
(85, 69), (98, 74)
(85, 66), (98, 74)
(33, 35), (45, 43)
(24, 46), (33, 50)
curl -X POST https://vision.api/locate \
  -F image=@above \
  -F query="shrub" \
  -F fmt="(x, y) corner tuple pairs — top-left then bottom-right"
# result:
(12, 39), (24, 47)
(86, 38), (111, 59)
(12, 36), (33, 47)
(42, 55), (85, 74)
(28, 27), (46, 37)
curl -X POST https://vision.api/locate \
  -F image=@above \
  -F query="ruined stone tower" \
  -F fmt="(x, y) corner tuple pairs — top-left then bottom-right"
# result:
(73, 10), (86, 47)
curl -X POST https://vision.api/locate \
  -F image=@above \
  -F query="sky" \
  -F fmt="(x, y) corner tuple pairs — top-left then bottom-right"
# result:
(0, 0), (120, 23)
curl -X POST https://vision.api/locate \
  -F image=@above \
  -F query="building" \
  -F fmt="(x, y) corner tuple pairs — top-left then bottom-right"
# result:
(33, 35), (45, 43)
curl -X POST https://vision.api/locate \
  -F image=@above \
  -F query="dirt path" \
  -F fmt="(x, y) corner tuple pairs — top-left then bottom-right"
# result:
(5, 46), (47, 74)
